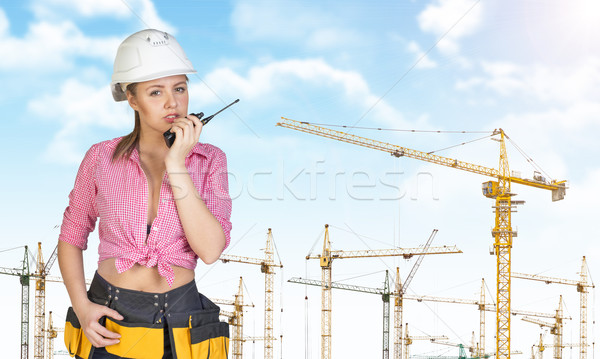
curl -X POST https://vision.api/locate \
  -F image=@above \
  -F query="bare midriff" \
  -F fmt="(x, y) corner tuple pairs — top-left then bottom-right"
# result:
(97, 258), (195, 292)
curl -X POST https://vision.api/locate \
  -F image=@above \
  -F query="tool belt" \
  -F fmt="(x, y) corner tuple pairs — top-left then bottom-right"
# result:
(64, 272), (229, 359)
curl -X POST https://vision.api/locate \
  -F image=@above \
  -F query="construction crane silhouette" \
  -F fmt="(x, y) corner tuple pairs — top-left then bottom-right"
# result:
(45, 311), (63, 359)
(0, 245), (31, 359)
(289, 271), (394, 358)
(277, 117), (567, 359)
(33, 242), (57, 359)
(301, 225), (461, 359)
(219, 228), (283, 359)
(521, 296), (570, 359)
(394, 229), (439, 359)
(212, 277), (256, 358)
(1, 243), (59, 359)
(513, 257), (594, 359)
(1, 242), (92, 359)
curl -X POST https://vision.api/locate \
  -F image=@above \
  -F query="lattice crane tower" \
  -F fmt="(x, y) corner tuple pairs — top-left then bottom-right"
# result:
(220, 228), (283, 359)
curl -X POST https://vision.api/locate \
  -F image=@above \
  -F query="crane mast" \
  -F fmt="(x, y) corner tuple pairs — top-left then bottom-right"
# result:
(233, 276), (244, 359)
(494, 128), (513, 359)
(220, 228), (283, 359)
(277, 117), (567, 359)
(1, 245), (34, 359)
(395, 229), (439, 359)
(212, 278), (249, 358)
(320, 224), (333, 359)
(395, 269), (403, 359)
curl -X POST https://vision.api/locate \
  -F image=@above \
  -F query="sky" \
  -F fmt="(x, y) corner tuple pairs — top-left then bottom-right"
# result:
(0, 0), (599, 358)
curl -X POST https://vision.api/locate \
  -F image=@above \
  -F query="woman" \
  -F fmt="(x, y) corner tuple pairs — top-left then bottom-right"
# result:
(58, 29), (232, 359)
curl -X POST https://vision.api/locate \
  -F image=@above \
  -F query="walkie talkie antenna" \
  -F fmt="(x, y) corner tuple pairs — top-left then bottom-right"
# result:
(199, 98), (240, 125)
(163, 98), (240, 148)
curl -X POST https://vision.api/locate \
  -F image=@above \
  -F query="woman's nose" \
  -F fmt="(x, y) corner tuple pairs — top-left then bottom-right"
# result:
(164, 91), (177, 108)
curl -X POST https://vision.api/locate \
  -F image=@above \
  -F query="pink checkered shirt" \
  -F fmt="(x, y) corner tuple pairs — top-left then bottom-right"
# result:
(59, 137), (232, 286)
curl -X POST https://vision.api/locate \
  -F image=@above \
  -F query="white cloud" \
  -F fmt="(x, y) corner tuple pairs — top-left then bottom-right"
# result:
(30, 58), (414, 164)
(489, 102), (600, 183)
(30, 0), (174, 33)
(192, 58), (412, 129)
(193, 59), (370, 103)
(31, 0), (131, 18)
(28, 77), (131, 163)
(407, 41), (437, 69)
(417, 0), (483, 55)
(0, 20), (120, 70)
(231, 1), (363, 50)
(458, 59), (600, 105)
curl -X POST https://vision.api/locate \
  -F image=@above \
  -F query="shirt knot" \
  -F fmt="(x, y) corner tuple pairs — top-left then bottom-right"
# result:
(115, 248), (176, 287)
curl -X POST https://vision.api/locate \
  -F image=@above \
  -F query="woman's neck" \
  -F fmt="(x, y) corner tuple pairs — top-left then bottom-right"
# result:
(138, 131), (168, 158)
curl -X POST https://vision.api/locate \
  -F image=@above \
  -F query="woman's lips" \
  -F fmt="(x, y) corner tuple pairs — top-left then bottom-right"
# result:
(164, 114), (178, 123)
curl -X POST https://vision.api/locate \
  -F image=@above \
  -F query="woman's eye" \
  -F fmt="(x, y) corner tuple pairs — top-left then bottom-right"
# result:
(175, 87), (186, 93)
(150, 90), (161, 96)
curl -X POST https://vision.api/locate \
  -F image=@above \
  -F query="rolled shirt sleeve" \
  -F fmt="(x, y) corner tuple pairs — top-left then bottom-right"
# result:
(58, 144), (100, 250)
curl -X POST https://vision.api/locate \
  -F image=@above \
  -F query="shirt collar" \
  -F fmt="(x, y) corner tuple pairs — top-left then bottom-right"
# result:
(123, 140), (209, 164)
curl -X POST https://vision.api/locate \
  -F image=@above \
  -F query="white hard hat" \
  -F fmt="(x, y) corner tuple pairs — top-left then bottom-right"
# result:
(110, 29), (197, 102)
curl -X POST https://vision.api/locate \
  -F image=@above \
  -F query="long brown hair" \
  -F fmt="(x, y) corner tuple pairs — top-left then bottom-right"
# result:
(112, 83), (140, 162)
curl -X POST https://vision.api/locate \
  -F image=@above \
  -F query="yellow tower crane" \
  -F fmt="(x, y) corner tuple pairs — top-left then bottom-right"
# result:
(513, 257), (594, 359)
(277, 117), (567, 359)
(521, 296), (569, 359)
(219, 228), (283, 359)
(306, 224), (462, 359)
(45, 311), (64, 359)
(33, 242), (58, 359)
(211, 277), (255, 359)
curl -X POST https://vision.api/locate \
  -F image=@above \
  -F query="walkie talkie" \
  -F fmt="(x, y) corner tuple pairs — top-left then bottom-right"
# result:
(163, 99), (239, 148)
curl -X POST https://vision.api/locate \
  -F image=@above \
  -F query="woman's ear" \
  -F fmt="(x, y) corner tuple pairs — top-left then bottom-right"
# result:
(126, 91), (139, 111)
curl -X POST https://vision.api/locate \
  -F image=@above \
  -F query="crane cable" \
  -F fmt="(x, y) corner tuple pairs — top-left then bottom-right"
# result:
(427, 133), (496, 155)
(305, 122), (494, 134)
(505, 134), (555, 181)
(296, 121), (499, 160)
(305, 227), (326, 258)
(0, 245), (24, 254)
(298, 122), (559, 181)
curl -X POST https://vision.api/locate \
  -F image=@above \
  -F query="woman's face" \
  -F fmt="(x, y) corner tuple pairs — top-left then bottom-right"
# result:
(127, 74), (189, 135)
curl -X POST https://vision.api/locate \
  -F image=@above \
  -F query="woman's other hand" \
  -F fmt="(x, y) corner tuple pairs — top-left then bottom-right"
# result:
(74, 300), (124, 348)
